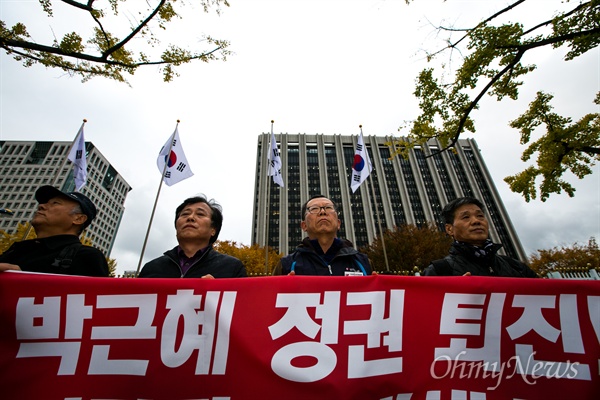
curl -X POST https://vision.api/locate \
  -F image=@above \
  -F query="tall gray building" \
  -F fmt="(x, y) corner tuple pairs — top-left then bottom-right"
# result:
(0, 140), (131, 256)
(252, 133), (526, 261)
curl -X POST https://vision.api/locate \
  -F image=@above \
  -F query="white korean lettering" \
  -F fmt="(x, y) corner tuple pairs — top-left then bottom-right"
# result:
(16, 296), (61, 339)
(91, 294), (157, 339)
(88, 345), (148, 376)
(439, 293), (485, 335)
(345, 290), (405, 378)
(509, 294), (590, 380)
(435, 293), (505, 371)
(587, 296), (600, 342)
(15, 296), (81, 375)
(269, 292), (341, 382)
(88, 294), (158, 376)
(271, 341), (337, 382)
(269, 292), (340, 343)
(65, 294), (93, 339)
(161, 290), (236, 375)
(506, 295), (560, 342)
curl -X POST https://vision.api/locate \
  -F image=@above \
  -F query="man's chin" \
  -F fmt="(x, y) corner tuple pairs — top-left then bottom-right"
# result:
(315, 227), (336, 235)
(30, 218), (42, 227)
(177, 233), (204, 241)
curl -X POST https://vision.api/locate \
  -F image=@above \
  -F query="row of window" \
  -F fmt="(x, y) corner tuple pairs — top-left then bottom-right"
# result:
(254, 135), (517, 257)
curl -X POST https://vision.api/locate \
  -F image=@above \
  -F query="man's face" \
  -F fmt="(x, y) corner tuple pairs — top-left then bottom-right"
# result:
(31, 196), (85, 233)
(175, 202), (215, 245)
(301, 197), (341, 237)
(445, 203), (489, 246)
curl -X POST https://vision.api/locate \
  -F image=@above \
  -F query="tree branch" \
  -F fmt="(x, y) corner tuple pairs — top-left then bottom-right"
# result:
(0, 36), (223, 68)
(580, 146), (600, 155)
(102, 0), (167, 59)
(524, 1), (592, 35)
(501, 27), (600, 52)
(430, 26), (600, 156)
(59, 0), (92, 12)
(428, 0), (527, 58)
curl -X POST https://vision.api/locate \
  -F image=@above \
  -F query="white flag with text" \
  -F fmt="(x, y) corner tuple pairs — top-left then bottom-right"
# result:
(268, 129), (284, 187)
(67, 123), (87, 191)
(157, 126), (194, 186)
(350, 129), (372, 193)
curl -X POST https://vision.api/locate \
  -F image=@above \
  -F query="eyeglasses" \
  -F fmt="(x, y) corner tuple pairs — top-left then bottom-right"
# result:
(306, 205), (336, 215)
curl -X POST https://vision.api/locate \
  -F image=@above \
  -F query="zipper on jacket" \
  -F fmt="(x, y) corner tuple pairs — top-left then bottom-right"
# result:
(327, 265), (332, 275)
(184, 249), (210, 277)
(173, 248), (210, 278)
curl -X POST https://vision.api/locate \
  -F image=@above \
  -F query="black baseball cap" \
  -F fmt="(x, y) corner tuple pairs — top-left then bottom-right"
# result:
(35, 185), (97, 230)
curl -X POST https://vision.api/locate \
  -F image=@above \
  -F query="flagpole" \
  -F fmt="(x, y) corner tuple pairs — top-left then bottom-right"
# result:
(21, 119), (87, 241)
(264, 120), (274, 274)
(361, 126), (390, 273)
(367, 168), (390, 273)
(135, 120), (179, 277)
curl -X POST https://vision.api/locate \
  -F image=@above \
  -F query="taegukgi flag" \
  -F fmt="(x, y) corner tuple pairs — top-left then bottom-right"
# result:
(350, 127), (372, 193)
(268, 123), (284, 187)
(67, 122), (88, 191)
(157, 126), (194, 186)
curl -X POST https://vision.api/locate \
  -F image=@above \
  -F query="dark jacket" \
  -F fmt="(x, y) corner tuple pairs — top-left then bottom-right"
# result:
(139, 246), (246, 278)
(274, 237), (372, 276)
(0, 234), (109, 277)
(424, 241), (537, 277)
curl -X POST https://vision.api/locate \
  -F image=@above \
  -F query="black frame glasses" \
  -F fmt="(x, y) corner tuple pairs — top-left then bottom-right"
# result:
(306, 205), (337, 215)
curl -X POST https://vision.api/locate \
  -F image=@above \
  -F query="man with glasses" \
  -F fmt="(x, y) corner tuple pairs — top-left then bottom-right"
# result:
(273, 194), (372, 276)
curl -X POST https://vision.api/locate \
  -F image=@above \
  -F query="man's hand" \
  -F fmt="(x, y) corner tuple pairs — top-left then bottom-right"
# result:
(201, 274), (215, 279)
(0, 263), (22, 272)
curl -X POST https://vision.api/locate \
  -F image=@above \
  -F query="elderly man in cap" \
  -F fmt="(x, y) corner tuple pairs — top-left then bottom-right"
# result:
(0, 185), (109, 276)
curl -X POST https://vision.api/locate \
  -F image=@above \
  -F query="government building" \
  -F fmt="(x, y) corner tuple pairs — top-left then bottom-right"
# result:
(0, 140), (131, 256)
(252, 134), (526, 261)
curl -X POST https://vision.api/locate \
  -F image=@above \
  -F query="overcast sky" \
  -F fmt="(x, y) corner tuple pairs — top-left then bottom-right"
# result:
(1, 0), (598, 276)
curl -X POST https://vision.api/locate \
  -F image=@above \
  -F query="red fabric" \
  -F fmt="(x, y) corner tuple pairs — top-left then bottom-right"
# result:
(1, 272), (598, 399)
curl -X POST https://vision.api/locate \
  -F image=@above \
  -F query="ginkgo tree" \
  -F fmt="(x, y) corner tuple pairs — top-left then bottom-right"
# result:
(528, 237), (599, 276)
(360, 223), (452, 274)
(0, 0), (231, 83)
(390, 0), (600, 201)
(213, 240), (282, 276)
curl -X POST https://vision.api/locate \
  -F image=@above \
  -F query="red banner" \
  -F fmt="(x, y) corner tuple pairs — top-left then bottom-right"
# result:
(1, 272), (599, 400)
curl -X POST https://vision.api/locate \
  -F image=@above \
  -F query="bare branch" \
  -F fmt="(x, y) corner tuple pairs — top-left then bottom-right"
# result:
(428, 0), (527, 59)
(102, 0), (167, 59)
(59, 0), (92, 12)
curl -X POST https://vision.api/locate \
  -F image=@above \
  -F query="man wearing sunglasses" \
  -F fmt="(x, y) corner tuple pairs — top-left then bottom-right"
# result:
(273, 194), (372, 276)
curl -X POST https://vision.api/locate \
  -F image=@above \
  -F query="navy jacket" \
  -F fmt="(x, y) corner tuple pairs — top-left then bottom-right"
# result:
(274, 237), (372, 276)
(139, 246), (246, 278)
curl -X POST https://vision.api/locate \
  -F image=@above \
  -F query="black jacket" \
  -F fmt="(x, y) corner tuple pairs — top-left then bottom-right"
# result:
(274, 237), (372, 276)
(424, 241), (537, 277)
(139, 246), (246, 278)
(0, 234), (108, 277)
